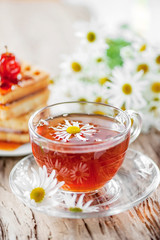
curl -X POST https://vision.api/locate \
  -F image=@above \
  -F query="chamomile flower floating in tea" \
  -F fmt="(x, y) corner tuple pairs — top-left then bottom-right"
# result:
(61, 193), (99, 213)
(14, 165), (64, 208)
(50, 119), (97, 142)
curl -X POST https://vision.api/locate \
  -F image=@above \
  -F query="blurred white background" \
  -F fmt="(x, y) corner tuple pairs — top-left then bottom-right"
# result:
(0, 0), (159, 75)
(67, 0), (160, 43)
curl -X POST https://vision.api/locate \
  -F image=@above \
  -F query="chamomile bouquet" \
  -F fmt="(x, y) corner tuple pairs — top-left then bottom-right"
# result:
(50, 21), (160, 133)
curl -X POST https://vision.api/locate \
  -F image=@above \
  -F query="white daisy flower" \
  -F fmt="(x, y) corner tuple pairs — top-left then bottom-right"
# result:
(120, 38), (151, 61)
(92, 83), (109, 104)
(132, 38), (153, 54)
(144, 73), (160, 101)
(14, 166), (64, 208)
(148, 49), (160, 72)
(74, 20), (108, 51)
(132, 55), (152, 76)
(85, 59), (111, 85)
(140, 92), (160, 132)
(50, 78), (95, 104)
(153, 54), (160, 70)
(130, 45), (160, 74)
(92, 49), (109, 64)
(64, 80), (108, 103)
(143, 98), (160, 118)
(106, 63), (147, 109)
(50, 119), (97, 142)
(141, 110), (160, 133)
(60, 51), (88, 78)
(61, 193), (99, 213)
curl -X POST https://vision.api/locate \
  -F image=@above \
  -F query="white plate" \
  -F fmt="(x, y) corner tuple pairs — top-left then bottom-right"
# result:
(0, 143), (32, 157)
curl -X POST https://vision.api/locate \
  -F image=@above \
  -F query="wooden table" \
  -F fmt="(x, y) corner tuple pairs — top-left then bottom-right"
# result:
(0, 131), (160, 240)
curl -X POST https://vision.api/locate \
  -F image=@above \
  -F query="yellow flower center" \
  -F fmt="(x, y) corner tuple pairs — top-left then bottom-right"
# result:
(137, 63), (149, 74)
(86, 32), (96, 42)
(139, 44), (146, 52)
(122, 83), (132, 95)
(96, 57), (103, 63)
(153, 97), (159, 101)
(99, 77), (110, 85)
(151, 82), (160, 93)
(71, 62), (82, 72)
(155, 55), (160, 64)
(69, 207), (83, 212)
(30, 187), (45, 203)
(149, 106), (157, 112)
(49, 79), (54, 84)
(94, 110), (105, 115)
(78, 98), (87, 102)
(66, 126), (81, 134)
(149, 106), (158, 117)
(95, 97), (102, 103)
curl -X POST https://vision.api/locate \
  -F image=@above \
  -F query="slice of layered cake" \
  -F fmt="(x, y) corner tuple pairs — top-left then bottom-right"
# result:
(0, 48), (50, 144)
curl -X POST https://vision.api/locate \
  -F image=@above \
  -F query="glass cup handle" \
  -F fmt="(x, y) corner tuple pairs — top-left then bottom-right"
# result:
(125, 110), (142, 143)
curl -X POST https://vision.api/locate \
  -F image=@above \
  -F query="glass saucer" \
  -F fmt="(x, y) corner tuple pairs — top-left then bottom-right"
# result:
(9, 149), (160, 219)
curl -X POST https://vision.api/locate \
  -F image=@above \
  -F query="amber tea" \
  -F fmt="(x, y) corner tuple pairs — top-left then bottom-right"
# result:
(32, 113), (130, 192)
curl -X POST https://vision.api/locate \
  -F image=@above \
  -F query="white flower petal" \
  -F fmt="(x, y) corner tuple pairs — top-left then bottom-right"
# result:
(76, 194), (85, 208)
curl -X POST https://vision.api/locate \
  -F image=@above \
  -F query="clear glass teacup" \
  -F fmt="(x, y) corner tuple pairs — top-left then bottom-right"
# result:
(29, 101), (142, 193)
